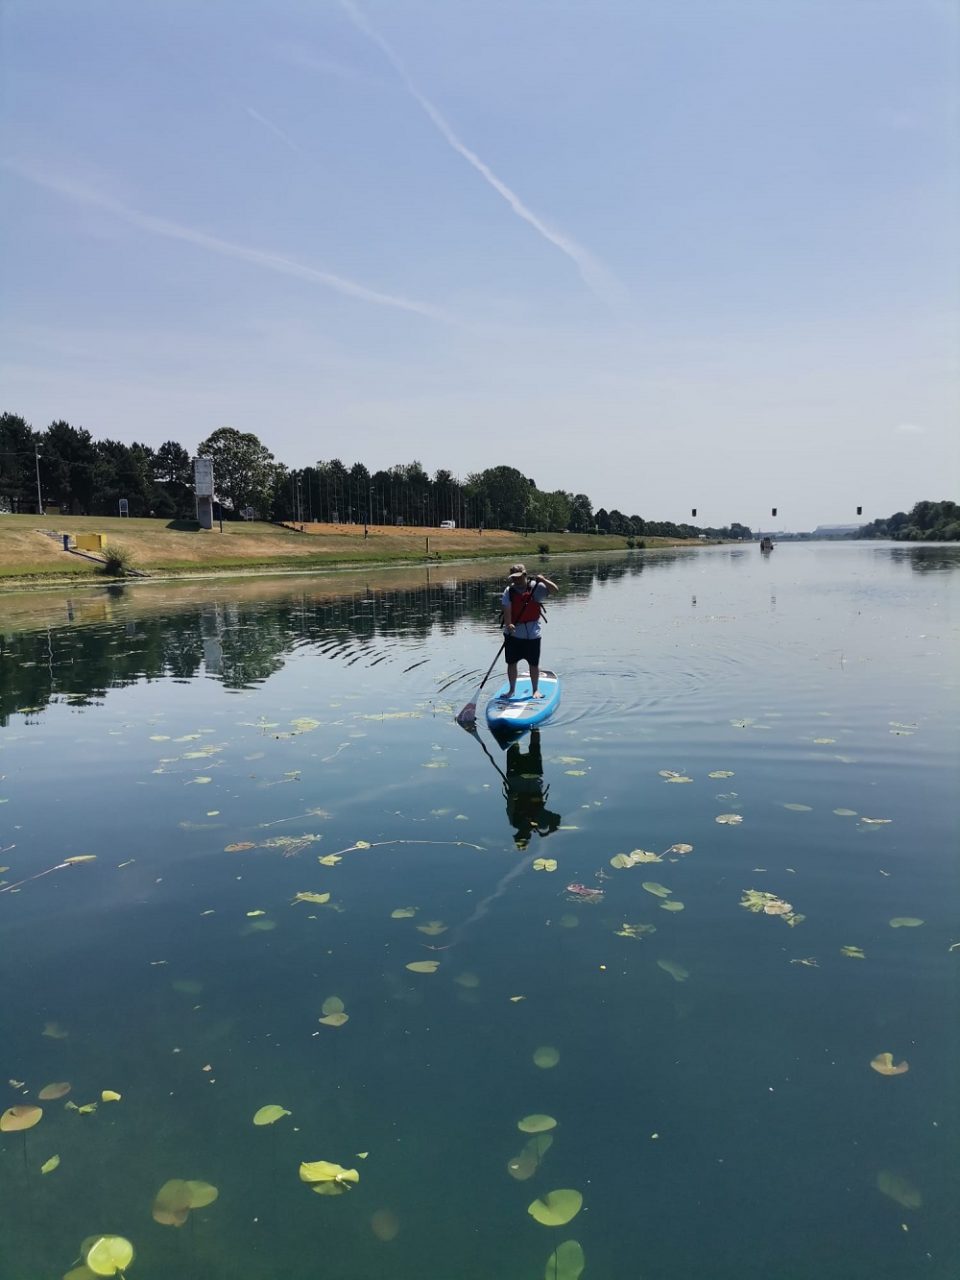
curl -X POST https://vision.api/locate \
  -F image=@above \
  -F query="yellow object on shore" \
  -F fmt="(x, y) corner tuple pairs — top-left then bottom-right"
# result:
(74, 532), (105, 552)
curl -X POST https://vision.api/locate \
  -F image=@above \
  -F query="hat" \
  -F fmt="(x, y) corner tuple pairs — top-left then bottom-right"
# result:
(509, 563), (526, 575)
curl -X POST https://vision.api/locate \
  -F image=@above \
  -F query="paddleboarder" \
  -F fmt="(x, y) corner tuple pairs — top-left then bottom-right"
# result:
(501, 564), (558, 699)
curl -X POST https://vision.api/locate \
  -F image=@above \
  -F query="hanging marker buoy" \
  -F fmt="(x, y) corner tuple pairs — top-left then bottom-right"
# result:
(771, 507), (777, 517)
(691, 508), (697, 518)
(857, 506), (862, 516)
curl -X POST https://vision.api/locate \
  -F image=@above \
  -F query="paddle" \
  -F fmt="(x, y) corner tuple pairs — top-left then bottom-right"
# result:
(455, 571), (540, 724)
(455, 641), (505, 726)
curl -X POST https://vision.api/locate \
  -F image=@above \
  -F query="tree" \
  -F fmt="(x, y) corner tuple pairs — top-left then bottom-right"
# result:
(41, 421), (98, 514)
(568, 493), (594, 533)
(151, 441), (194, 518)
(0, 412), (39, 512)
(197, 428), (275, 515)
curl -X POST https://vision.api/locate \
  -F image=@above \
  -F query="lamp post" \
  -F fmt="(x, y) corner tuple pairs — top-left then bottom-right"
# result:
(35, 444), (43, 516)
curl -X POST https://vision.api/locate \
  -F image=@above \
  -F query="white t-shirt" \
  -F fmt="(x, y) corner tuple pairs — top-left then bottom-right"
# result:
(501, 582), (548, 640)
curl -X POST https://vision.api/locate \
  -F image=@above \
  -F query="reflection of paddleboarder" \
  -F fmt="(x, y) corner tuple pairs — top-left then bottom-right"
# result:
(503, 729), (561, 849)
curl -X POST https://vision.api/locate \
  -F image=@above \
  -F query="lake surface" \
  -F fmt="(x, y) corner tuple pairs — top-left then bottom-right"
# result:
(1, 543), (957, 1280)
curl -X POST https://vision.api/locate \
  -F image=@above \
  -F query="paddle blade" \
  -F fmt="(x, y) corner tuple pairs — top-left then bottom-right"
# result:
(456, 701), (478, 725)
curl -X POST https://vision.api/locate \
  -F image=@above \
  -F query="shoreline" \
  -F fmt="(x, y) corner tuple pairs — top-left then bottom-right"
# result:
(0, 538), (708, 595)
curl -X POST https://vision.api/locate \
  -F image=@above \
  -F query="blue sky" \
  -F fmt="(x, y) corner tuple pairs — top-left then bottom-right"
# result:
(2, 0), (956, 527)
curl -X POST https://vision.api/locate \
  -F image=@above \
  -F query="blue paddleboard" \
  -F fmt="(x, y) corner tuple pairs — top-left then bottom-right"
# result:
(485, 670), (561, 730)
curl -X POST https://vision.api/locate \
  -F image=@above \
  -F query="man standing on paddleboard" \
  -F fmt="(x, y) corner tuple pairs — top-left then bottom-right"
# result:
(500, 563), (559, 699)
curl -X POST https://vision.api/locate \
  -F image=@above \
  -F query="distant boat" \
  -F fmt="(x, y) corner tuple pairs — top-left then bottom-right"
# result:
(760, 537), (774, 552)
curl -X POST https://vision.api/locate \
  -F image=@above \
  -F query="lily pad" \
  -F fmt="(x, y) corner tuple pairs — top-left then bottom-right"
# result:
(322, 996), (345, 1016)
(545, 1240), (585, 1280)
(533, 1046), (560, 1069)
(659, 900), (685, 912)
(528, 1189), (583, 1227)
(840, 946), (865, 959)
(391, 907), (417, 919)
(299, 1159), (359, 1193)
(532, 858), (558, 872)
(416, 921), (448, 935)
(715, 813), (743, 825)
(292, 891), (330, 905)
(889, 917), (924, 928)
(876, 1169), (922, 1209)
(642, 882), (671, 898)
(507, 1133), (554, 1181)
(656, 959), (689, 982)
(318, 1012), (350, 1027)
(83, 1235), (135, 1276)
(518, 1114), (557, 1134)
(783, 803), (813, 812)
(708, 771), (735, 779)
(0, 1105), (41, 1131)
(253, 1105), (291, 1126)
(38, 1082), (71, 1101)
(405, 960), (440, 973)
(40, 1153), (60, 1174)
(870, 1053), (909, 1076)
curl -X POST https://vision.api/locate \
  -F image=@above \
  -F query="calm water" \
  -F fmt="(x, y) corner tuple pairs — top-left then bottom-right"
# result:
(1, 544), (957, 1280)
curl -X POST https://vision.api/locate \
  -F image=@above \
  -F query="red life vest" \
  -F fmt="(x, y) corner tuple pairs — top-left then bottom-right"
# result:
(509, 585), (542, 626)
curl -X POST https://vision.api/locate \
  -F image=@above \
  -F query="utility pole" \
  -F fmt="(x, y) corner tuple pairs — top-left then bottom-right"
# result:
(35, 444), (44, 515)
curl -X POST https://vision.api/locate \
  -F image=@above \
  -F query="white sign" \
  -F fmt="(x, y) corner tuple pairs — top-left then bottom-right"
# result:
(118, 498), (129, 516)
(193, 456), (214, 497)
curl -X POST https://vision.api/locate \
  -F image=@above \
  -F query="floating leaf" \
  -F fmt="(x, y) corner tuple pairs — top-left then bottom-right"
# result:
(840, 946), (865, 959)
(876, 1170), (922, 1209)
(740, 889), (800, 925)
(715, 814), (743, 825)
(152, 1179), (193, 1226)
(318, 1012), (350, 1027)
(253, 1105), (291, 1126)
(870, 1053), (909, 1076)
(813, 737), (836, 744)
(38, 1082), (71, 1101)
(224, 843), (256, 853)
(708, 771), (735, 779)
(299, 1159), (359, 1192)
(185, 1180), (219, 1208)
(405, 960), (440, 974)
(354, 841), (372, 849)
(416, 920), (448, 935)
(528, 1189), (583, 1227)
(101, 1090), (121, 1103)
(564, 769), (587, 776)
(656, 959), (689, 983)
(833, 809), (857, 817)
(545, 1240), (585, 1280)
(453, 972), (480, 989)
(889, 918), (924, 929)
(317, 854), (342, 866)
(861, 817), (892, 825)
(642, 882), (672, 899)
(83, 1235), (134, 1276)
(246, 909), (266, 917)
(609, 853), (634, 869)
(0, 1104), (42, 1131)
(667, 843), (693, 855)
(660, 900), (685, 912)
(322, 996), (345, 1016)
(615, 921), (656, 940)
(532, 859), (558, 872)
(391, 907), (417, 919)
(783, 803), (813, 812)
(40, 1153), (60, 1174)
(247, 918), (276, 932)
(63, 855), (97, 865)
(518, 1114), (557, 1134)
(42, 1021), (68, 1039)
(292, 891), (331, 905)
(533, 1046), (560, 1069)
(507, 1134), (554, 1181)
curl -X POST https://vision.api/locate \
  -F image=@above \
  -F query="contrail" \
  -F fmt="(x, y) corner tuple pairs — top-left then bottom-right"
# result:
(338, 0), (625, 305)
(6, 160), (453, 324)
(245, 106), (303, 153)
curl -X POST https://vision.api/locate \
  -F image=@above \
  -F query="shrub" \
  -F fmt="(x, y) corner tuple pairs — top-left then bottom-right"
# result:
(626, 537), (635, 549)
(537, 542), (550, 555)
(100, 543), (136, 577)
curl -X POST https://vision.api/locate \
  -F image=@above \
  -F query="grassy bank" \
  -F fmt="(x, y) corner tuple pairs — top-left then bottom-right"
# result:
(0, 513), (699, 590)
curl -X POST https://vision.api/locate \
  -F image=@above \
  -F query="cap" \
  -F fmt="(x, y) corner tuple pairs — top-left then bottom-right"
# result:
(509, 563), (526, 575)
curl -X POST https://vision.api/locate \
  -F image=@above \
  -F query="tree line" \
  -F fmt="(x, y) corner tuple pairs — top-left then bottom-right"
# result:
(858, 500), (960, 542)
(1, 412), (754, 539)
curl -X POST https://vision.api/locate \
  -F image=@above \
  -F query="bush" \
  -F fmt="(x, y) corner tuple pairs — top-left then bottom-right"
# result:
(100, 543), (136, 577)
(537, 542), (550, 555)
(626, 537), (635, 549)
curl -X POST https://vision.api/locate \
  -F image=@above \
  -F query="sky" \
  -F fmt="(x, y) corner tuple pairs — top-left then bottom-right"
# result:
(2, 0), (957, 528)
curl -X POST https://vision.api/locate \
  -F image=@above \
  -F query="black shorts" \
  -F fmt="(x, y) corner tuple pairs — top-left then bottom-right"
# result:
(505, 635), (541, 667)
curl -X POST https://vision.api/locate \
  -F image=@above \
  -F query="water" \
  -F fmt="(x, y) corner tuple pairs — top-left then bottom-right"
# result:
(1, 543), (957, 1279)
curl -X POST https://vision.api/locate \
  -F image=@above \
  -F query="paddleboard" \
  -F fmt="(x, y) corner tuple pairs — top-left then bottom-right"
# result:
(485, 670), (561, 730)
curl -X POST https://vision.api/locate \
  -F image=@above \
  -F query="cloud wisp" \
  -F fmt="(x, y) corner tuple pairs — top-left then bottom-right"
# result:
(6, 159), (453, 324)
(245, 106), (303, 154)
(338, 0), (626, 306)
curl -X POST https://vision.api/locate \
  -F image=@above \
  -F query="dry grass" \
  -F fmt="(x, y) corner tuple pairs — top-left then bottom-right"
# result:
(0, 513), (683, 588)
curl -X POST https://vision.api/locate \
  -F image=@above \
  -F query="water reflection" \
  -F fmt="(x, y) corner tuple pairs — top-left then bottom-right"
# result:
(0, 552), (668, 724)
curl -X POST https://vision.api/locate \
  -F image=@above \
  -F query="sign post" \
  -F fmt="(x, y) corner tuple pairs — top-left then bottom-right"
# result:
(118, 498), (129, 517)
(193, 457), (215, 530)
